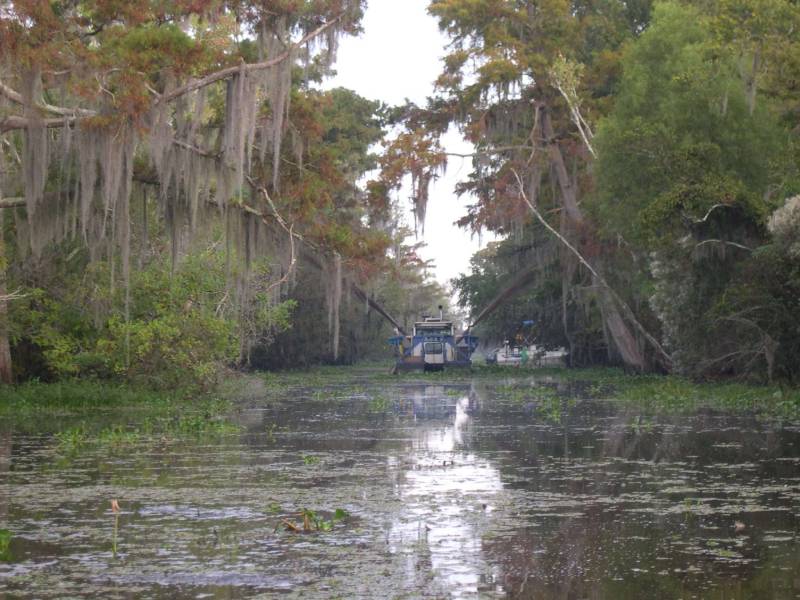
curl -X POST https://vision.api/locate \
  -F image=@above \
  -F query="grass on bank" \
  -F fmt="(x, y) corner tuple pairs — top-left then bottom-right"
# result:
(1, 362), (798, 452)
(0, 378), (244, 452)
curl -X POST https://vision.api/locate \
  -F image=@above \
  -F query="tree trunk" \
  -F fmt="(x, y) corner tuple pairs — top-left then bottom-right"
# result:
(540, 105), (648, 371)
(0, 209), (13, 384)
(561, 252), (576, 363)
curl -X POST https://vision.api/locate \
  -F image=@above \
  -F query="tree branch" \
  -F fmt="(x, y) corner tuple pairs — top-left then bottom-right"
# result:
(511, 168), (672, 369)
(1, 14), (342, 119)
(0, 197), (25, 209)
(0, 78), (96, 117)
(158, 14), (344, 104)
(687, 203), (733, 225)
(247, 177), (297, 295)
(0, 289), (26, 302)
(444, 145), (536, 158)
(695, 238), (752, 252)
(1, 115), (78, 134)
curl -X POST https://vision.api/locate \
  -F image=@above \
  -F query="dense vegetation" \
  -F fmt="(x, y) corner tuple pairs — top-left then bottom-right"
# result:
(1, 0), (798, 392)
(404, 0), (800, 382)
(0, 0), (449, 389)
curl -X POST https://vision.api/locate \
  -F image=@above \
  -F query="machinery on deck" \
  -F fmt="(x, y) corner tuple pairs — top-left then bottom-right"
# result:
(388, 306), (479, 372)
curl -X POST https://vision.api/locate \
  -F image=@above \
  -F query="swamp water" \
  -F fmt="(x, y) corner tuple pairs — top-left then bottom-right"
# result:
(0, 369), (798, 598)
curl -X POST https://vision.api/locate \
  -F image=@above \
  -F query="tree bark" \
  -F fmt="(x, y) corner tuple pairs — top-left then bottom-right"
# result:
(0, 210), (13, 384)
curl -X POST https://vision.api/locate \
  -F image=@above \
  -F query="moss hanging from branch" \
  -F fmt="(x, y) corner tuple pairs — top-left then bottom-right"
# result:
(20, 68), (48, 246)
(1, 9), (386, 370)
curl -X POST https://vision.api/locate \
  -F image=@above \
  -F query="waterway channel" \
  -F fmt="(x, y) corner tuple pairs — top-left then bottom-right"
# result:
(0, 368), (798, 598)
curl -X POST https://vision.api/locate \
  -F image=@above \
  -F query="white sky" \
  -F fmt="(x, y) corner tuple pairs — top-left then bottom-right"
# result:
(323, 0), (499, 287)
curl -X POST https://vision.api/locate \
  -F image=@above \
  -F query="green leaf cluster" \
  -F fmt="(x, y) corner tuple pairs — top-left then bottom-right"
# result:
(593, 2), (787, 244)
(10, 247), (293, 391)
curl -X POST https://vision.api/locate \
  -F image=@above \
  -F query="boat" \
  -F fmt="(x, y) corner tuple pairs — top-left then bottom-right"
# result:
(388, 307), (478, 372)
(485, 342), (524, 366)
(485, 342), (568, 368)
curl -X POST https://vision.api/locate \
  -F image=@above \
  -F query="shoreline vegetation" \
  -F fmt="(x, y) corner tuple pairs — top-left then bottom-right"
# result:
(0, 376), (247, 451)
(265, 363), (800, 420)
(1, 364), (797, 455)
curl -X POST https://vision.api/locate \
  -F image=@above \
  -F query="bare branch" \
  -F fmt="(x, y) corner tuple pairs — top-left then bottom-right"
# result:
(0, 289), (26, 302)
(248, 178), (297, 295)
(549, 56), (596, 158)
(687, 203), (734, 225)
(444, 145), (536, 158)
(1, 115), (77, 134)
(0, 197), (24, 209)
(695, 238), (752, 252)
(172, 139), (220, 159)
(0, 78), (96, 117)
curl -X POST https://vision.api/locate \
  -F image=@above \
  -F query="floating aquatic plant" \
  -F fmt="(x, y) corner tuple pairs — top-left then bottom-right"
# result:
(0, 529), (12, 562)
(277, 508), (348, 534)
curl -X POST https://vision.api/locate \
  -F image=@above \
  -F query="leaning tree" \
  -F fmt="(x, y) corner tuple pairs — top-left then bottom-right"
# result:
(373, 0), (667, 371)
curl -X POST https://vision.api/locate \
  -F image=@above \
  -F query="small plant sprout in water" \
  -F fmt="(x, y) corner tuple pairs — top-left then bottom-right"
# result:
(110, 499), (121, 557)
(277, 508), (349, 533)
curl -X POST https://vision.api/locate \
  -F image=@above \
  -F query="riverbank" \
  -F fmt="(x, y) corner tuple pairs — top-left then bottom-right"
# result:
(0, 377), (247, 450)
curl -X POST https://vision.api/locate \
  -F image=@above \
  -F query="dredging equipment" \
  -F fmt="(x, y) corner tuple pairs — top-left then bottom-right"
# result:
(388, 306), (479, 372)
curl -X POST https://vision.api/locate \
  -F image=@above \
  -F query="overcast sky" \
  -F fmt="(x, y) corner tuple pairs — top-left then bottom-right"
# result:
(323, 0), (499, 287)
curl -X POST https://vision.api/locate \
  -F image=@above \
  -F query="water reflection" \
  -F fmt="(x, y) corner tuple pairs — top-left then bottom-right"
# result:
(388, 386), (504, 597)
(0, 375), (798, 599)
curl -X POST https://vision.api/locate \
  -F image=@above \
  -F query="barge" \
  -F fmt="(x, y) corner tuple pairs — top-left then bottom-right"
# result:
(389, 307), (479, 372)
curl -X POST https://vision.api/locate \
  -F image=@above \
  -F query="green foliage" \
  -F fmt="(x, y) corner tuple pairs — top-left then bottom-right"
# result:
(705, 209), (800, 382)
(99, 252), (240, 390)
(299, 507), (348, 532)
(586, 1), (799, 379)
(471, 365), (800, 419)
(301, 454), (321, 465)
(321, 88), (385, 177)
(0, 376), (244, 456)
(451, 226), (609, 363)
(594, 1), (786, 243)
(0, 378), (170, 413)
(10, 243), (293, 390)
(54, 426), (90, 452)
(2, 0), (411, 387)
(421, 0), (799, 382)
(0, 529), (12, 562)
(105, 23), (205, 76)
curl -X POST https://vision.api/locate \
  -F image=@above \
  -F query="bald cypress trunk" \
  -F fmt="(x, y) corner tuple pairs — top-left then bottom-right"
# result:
(0, 210), (13, 384)
(540, 106), (648, 371)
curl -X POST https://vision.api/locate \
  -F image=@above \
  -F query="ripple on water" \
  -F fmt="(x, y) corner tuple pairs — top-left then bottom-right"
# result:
(0, 376), (798, 598)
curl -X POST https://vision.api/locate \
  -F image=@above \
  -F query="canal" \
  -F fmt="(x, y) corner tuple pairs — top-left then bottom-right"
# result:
(0, 368), (798, 598)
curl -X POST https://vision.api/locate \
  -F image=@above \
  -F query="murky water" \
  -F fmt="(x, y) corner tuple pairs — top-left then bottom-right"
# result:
(1, 370), (799, 598)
